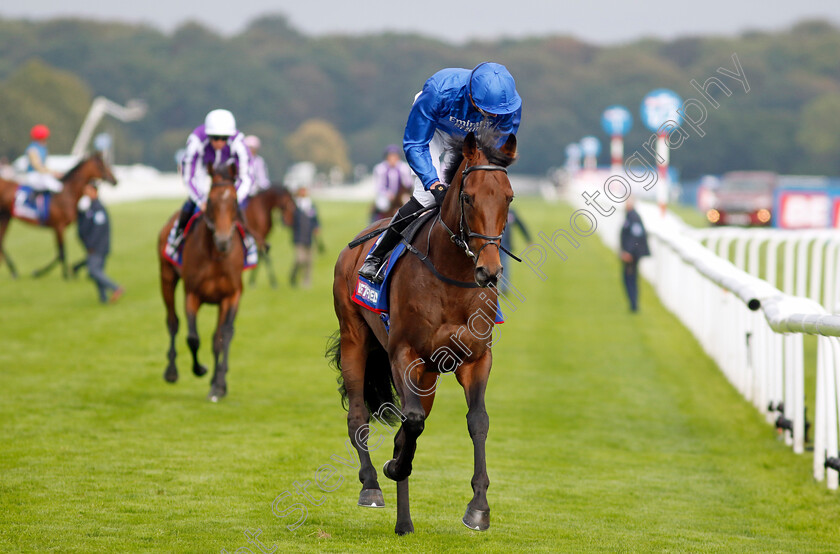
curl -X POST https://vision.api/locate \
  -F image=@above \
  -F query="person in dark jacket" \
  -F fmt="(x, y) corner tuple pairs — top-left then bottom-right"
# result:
(77, 185), (123, 304)
(620, 197), (650, 312)
(290, 185), (321, 289)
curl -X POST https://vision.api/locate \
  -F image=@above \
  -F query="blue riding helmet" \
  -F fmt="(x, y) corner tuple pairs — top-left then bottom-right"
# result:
(468, 62), (522, 115)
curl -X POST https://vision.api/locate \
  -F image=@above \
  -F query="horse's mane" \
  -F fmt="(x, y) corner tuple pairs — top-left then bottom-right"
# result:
(442, 128), (517, 185)
(61, 156), (89, 182)
(268, 182), (290, 194)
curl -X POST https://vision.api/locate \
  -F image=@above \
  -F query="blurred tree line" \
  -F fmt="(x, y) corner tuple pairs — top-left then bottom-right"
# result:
(0, 16), (839, 179)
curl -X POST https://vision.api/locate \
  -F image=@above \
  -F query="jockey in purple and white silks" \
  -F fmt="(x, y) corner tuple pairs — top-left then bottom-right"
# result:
(170, 109), (254, 248)
(359, 62), (522, 283)
(372, 144), (413, 217)
(244, 135), (271, 196)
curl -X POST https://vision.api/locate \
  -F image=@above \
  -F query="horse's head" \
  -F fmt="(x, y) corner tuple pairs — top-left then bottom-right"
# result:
(452, 132), (517, 288)
(205, 163), (239, 254)
(275, 185), (296, 227)
(90, 152), (117, 186)
(61, 152), (118, 193)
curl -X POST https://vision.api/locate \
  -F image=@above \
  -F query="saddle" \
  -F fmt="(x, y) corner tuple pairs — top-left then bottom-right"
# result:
(12, 186), (51, 225)
(352, 209), (503, 329)
(163, 212), (258, 270)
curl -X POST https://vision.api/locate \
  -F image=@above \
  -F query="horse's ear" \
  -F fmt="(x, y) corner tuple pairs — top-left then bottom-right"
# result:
(206, 163), (215, 178)
(230, 161), (238, 181)
(500, 134), (517, 159)
(463, 132), (478, 160)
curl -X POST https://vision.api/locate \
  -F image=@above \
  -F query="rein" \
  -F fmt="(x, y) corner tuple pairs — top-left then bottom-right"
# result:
(402, 162), (522, 289)
(439, 164), (523, 264)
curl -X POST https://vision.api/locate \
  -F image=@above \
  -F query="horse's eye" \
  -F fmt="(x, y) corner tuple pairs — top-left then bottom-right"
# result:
(506, 195), (514, 204)
(461, 194), (474, 206)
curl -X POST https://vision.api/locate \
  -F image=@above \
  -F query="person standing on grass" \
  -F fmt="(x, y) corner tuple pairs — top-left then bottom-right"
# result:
(290, 185), (321, 289)
(620, 197), (649, 313)
(77, 185), (123, 304)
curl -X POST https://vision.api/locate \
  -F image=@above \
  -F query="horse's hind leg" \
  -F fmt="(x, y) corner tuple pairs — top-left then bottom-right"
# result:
(456, 354), (493, 531)
(340, 329), (386, 509)
(209, 295), (239, 402)
(0, 213), (17, 278)
(161, 262), (180, 383)
(185, 292), (208, 378)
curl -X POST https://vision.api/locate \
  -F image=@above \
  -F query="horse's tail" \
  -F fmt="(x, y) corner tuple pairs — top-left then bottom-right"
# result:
(326, 330), (400, 425)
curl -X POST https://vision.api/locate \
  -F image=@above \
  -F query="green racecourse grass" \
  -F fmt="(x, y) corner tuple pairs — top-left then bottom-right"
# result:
(2, 198), (840, 553)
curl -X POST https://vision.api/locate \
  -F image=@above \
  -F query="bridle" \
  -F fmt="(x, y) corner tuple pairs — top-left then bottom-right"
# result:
(203, 181), (236, 233)
(437, 163), (521, 264)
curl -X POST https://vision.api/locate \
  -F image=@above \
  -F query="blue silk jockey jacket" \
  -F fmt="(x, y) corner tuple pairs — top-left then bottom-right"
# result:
(403, 68), (522, 190)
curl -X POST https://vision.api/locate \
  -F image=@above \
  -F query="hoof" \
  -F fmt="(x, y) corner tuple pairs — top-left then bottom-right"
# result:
(462, 507), (490, 531)
(193, 364), (208, 377)
(208, 384), (227, 402)
(395, 521), (414, 536)
(358, 488), (385, 508)
(163, 366), (178, 383)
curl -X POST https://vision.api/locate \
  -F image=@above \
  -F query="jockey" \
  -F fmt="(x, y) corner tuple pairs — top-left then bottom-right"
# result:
(359, 62), (522, 283)
(371, 144), (413, 219)
(244, 135), (271, 196)
(22, 124), (63, 193)
(171, 109), (254, 247)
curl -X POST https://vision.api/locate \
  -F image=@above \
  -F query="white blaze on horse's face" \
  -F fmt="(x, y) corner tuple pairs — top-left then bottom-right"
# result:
(209, 185), (237, 254)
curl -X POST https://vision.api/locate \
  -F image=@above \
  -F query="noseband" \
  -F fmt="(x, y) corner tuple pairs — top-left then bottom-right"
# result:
(438, 164), (520, 263)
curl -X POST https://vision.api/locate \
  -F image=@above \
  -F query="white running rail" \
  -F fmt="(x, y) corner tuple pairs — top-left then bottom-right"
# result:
(566, 186), (840, 489)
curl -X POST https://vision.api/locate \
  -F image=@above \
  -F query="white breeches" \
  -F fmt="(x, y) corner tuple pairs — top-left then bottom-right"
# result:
(23, 172), (63, 193)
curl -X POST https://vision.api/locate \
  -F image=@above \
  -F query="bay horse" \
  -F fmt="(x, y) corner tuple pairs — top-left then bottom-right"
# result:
(158, 164), (245, 402)
(0, 153), (117, 279)
(330, 131), (517, 535)
(244, 184), (296, 288)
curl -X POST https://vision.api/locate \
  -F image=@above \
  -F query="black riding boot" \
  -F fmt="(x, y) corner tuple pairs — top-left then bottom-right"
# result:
(172, 199), (197, 248)
(359, 197), (426, 283)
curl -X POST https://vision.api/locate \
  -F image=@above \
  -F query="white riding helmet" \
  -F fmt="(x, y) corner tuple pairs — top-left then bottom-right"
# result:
(204, 109), (237, 137)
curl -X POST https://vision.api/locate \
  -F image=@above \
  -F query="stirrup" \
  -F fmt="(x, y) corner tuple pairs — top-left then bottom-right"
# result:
(359, 256), (385, 283)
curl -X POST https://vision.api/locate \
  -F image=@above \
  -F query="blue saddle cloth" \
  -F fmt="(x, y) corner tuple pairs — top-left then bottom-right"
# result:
(13, 186), (51, 225)
(353, 241), (408, 314)
(163, 212), (258, 270)
(352, 237), (504, 326)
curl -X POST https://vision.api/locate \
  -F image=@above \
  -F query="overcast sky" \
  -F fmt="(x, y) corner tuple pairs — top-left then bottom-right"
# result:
(2, 0), (840, 43)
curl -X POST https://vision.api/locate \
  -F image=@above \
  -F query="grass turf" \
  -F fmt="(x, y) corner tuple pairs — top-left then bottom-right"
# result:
(1, 198), (839, 553)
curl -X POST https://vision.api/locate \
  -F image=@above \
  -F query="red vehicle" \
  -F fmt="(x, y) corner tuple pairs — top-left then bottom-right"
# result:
(703, 171), (777, 226)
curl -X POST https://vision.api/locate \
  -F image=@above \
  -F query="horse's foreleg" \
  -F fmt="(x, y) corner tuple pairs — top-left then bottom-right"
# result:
(0, 213), (17, 279)
(185, 293), (207, 378)
(209, 294), (239, 402)
(340, 337), (385, 509)
(249, 254), (260, 287)
(57, 229), (68, 279)
(456, 353), (493, 531)
(31, 227), (64, 278)
(161, 263), (180, 383)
